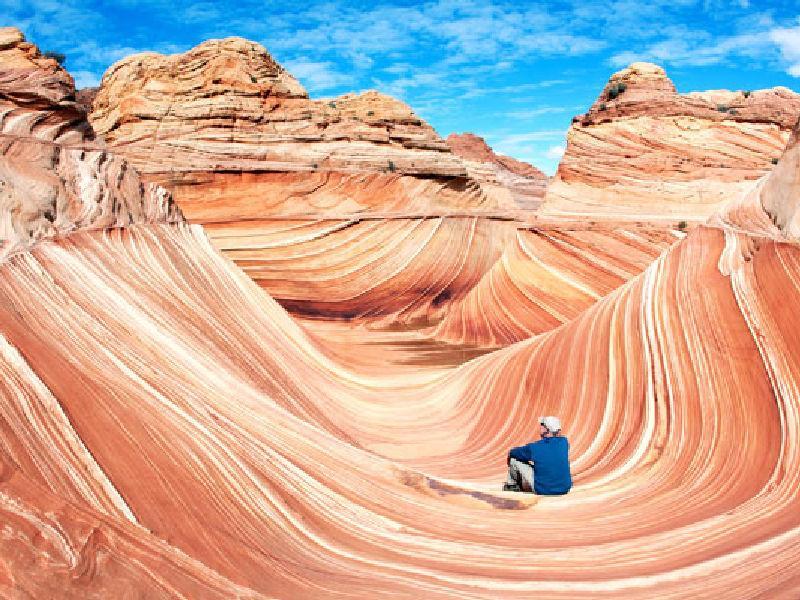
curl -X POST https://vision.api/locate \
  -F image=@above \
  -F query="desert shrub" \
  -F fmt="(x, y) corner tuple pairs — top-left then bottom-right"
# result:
(772, 157), (779, 165)
(607, 82), (627, 100)
(716, 104), (730, 113)
(311, 163), (319, 169)
(743, 90), (752, 98)
(387, 160), (396, 172)
(677, 220), (687, 230)
(598, 102), (607, 111)
(327, 101), (337, 108)
(43, 50), (66, 64)
(367, 110), (375, 116)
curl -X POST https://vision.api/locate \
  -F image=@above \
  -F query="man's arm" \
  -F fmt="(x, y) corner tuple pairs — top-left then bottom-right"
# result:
(508, 444), (532, 464)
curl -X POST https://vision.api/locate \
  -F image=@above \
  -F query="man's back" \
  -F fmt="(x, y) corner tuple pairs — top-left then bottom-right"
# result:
(530, 436), (571, 495)
(509, 436), (572, 495)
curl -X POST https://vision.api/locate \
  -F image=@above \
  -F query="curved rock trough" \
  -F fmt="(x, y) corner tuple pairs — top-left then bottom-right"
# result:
(2, 27), (800, 598)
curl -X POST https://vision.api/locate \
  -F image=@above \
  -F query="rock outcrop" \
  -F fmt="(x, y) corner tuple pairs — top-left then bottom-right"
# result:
(446, 133), (548, 209)
(543, 62), (800, 218)
(88, 38), (497, 218)
(0, 27), (182, 258)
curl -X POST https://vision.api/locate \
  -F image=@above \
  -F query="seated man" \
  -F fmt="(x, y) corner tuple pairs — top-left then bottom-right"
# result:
(503, 416), (572, 495)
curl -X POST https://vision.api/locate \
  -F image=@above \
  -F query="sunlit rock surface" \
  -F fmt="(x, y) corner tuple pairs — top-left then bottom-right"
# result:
(0, 27), (182, 258)
(446, 133), (549, 210)
(3, 27), (800, 599)
(88, 37), (503, 216)
(429, 222), (681, 346)
(543, 62), (800, 219)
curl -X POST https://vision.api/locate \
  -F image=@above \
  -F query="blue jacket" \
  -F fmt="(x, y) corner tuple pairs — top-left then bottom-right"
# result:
(509, 436), (572, 495)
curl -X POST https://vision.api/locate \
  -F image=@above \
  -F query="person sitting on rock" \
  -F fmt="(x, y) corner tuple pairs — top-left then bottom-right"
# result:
(503, 416), (572, 495)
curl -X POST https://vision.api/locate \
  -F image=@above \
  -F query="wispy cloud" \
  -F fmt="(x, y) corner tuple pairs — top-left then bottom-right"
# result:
(769, 24), (800, 77)
(284, 58), (354, 92)
(545, 144), (566, 160)
(505, 106), (571, 119)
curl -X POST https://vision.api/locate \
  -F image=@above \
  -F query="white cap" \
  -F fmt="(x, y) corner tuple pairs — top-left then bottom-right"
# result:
(539, 416), (562, 433)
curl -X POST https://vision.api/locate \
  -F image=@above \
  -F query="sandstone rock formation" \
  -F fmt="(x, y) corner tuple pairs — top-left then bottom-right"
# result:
(3, 140), (800, 596)
(543, 62), (800, 218)
(5, 26), (800, 600)
(0, 27), (182, 258)
(446, 132), (548, 209)
(428, 222), (680, 346)
(88, 37), (499, 217)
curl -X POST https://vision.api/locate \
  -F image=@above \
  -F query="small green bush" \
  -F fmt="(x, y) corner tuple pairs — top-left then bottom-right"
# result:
(327, 101), (337, 108)
(367, 110), (375, 116)
(43, 50), (66, 64)
(677, 220), (688, 230)
(387, 160), (396, 173)
(716, 104), (729, 113)
(607, 82), (627, 100)
(743, 90), (752, 98)
(771, 157), (779, 165)
(598, 102), (607, 111)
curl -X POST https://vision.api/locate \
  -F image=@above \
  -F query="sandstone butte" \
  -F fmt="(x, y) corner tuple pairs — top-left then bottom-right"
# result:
(542, 61), (800, 219)
(87, 37), (529, 219)
(446, 132), (549, 209)
(4, 26), (800, 599)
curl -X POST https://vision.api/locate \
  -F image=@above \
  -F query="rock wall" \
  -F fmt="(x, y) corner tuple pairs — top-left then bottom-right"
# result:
(446, 133), (548, 210)
(0, 28), (182, 258)
(89, 38), (498, 217)
(543, 62), (800, 219)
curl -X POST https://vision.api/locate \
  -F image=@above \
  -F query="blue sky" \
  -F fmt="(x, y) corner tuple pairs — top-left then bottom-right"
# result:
(6, 0), (800, 174)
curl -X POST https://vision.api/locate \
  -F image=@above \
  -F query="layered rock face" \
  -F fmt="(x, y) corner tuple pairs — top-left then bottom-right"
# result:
(3, 130), (800, 597)
(6, 26), (800, 599)
(88, 38), (498, 217)
(543, 62), (800, 218)
(446, 133), (548, 209)
(0, 28), (182, 258)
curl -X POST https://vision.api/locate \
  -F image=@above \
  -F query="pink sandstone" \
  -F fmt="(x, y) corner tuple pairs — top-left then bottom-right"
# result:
(446, 133), (549, 209)
(543, 62), (800, 219)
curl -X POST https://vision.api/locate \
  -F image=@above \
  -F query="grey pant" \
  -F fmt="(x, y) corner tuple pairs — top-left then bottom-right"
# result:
(506, 458), (534, 492)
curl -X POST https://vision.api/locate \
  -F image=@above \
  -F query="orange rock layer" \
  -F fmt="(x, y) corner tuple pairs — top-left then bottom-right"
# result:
(543, 62), (800, 218)
(88, 37), (508, 216)
(446, 133), (549, 210)
(2, 204), (800, 597)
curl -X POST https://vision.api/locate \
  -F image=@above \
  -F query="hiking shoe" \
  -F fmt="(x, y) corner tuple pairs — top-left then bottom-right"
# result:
(503, 483), (522, 492)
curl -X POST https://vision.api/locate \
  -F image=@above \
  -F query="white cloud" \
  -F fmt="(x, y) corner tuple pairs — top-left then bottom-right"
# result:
(506, 106), (570, 119)
(769, 25), (800, 77)
(284, 59), (353, 92)
(71, 70), (101, 89)
(545, 144), (566, 159)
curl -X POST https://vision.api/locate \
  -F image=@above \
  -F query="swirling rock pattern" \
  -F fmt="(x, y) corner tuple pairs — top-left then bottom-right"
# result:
(2, 196), (800, 598)
(429, 222), (681, 346)
(543, 62), (800, 218)
(3, 26), (800, 600)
